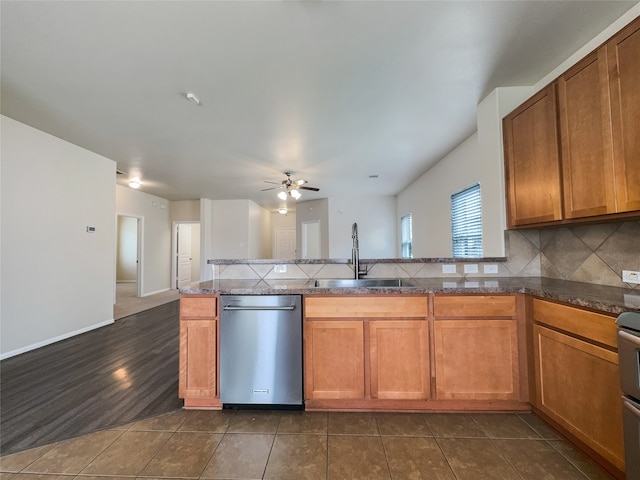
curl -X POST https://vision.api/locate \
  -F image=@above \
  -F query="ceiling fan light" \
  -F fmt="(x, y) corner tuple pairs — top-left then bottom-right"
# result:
(277, 190), (287, 200)
(291, 189), (301, 199)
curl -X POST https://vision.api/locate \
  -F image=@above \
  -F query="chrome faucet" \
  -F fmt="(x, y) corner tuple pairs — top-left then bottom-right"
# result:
(351, 222), (367, 279)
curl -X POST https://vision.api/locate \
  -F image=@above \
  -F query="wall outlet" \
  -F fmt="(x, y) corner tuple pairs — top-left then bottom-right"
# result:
(442, 264), (456, 274)
(274, 264), (287, 274)
(464, 264), (479, 274)
(483, 264), (498, 274)
(622, 270), (640, 285)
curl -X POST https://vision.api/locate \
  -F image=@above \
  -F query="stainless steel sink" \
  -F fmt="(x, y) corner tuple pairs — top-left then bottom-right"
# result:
(314, 278), (417, 288)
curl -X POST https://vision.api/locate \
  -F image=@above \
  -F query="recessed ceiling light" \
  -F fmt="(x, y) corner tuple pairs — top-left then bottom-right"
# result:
(278, 208), (288, 215)
(186, 92), (201, 105)
(129, 177), (141, 189)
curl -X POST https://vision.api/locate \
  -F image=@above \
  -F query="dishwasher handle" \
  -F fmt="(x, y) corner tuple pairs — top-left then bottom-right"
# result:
(222, 304), (296, 311)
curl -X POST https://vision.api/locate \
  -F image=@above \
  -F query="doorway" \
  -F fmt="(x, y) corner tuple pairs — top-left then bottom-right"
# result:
(116, 214), (142, 299)
(172, 222), (201, 289)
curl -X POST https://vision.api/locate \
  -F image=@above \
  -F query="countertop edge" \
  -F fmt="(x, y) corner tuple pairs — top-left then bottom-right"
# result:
(179, 278), (639, 315)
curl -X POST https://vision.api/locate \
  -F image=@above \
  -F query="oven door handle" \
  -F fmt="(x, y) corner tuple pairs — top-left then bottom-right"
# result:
(623, 397), (640, 417)
(618, 329), (640, 346)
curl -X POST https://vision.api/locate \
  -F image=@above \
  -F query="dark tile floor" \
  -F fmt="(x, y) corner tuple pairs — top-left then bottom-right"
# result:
(0, 409), (614, 480)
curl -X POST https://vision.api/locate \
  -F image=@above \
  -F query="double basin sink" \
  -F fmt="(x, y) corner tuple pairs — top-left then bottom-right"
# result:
(314, 278), (417, 288)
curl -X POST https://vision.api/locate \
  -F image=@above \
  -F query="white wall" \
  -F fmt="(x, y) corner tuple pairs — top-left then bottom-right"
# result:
(328, 196), (397, 259)
(1, 116), (116, 358)
(170, 200), (200, 222)
(398, 134), (495, 258)
(248, 200), (272, 259)
(202, 199), (271, 260)
(116, 185), (171, 296)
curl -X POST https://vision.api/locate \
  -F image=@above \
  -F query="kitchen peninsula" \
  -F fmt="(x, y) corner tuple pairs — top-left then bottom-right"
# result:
(179, 257), (637, 478)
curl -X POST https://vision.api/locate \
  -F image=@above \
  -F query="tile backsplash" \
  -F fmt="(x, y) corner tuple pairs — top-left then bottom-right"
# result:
(212, 220), (638, 290)
(506, 220), (639, 289)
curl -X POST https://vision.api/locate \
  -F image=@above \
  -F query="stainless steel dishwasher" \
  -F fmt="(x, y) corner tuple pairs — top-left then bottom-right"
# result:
(219, 295), (303, 407)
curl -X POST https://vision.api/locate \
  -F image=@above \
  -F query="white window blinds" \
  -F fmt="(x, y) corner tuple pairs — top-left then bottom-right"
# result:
(401, 213), (413, 258)
(451, 183), (483, 258)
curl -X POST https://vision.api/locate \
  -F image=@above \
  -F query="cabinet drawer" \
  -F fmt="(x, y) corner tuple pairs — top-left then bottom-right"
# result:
(305, 295), (427, 319)
(434, 295), (516, 318)
(532, 299), (616, 348)
(181, 296), (217, 318)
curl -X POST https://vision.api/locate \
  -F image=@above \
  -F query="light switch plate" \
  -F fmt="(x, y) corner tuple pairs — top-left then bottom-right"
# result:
(274, 264), (287, 274)
(464, 264), (478, 274)
(483, 264), (498, 274)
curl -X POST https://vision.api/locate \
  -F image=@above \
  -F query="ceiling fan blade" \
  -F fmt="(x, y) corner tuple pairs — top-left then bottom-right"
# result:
(261, 187), (277, 191)
(263, 180), (281, 185)
(299, 186), (320, 191)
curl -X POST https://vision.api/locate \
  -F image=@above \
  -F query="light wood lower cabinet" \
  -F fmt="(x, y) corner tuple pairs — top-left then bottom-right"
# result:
(433, 319), (519, 400)
(179, 295), (221, 409)
(369, 320), (429, 400)
(531, 298), (623, 475)
(433, 295), (524, 402)
(304, 295), (429, 408)
(304, 320), (365, 400)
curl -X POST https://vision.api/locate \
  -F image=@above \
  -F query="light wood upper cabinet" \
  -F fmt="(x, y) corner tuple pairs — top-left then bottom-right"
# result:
(608, 16), (640, 213)
(558, 47), (617, 219)
(503, 84), (563, 227)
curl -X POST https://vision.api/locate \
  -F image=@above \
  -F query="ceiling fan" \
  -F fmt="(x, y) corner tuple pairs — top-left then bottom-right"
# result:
(261, 171), (320, 200)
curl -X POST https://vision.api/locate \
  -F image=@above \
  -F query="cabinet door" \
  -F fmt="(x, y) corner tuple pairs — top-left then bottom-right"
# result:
(533, 324), (624, 471)
(434, 319), (519, 400)
(304, 320), (364, 400)
(558, 48), (617, 218)
(179, 319), (217, 398)
(369, 320), (429, 400)
(608, 17), (640, 213)
(503, 84), (563, 227)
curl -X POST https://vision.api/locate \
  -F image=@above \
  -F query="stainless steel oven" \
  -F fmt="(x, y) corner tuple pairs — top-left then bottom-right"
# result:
(616, 310), (640, 480)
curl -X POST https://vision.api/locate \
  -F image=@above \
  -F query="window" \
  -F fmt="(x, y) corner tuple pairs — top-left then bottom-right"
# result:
(451, 183), (482, 257)
(401, 213), (413, 258)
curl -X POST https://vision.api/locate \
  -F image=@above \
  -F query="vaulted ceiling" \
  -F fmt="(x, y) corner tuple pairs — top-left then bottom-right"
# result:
(2, 1), (637, 210)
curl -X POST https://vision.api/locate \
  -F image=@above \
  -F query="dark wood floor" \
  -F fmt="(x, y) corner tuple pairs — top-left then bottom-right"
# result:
(0, 301), (183, 455)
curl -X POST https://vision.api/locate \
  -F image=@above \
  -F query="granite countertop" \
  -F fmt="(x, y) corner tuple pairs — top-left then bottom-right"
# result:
(180, 277), (640, 315)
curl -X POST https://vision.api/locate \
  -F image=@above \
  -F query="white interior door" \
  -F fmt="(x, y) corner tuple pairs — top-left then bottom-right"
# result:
(275, 228), (296, 259)
(177, 224), (192, 289)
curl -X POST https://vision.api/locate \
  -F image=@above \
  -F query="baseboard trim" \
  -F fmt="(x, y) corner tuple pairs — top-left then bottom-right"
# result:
(0, 319), (115, 360)
(142, 287), (172, 297)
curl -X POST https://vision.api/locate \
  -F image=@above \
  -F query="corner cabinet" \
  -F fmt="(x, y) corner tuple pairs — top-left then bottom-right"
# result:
(303, 295), (429, 410)
(179, 295), (222, 409)
(433, 295), (527, 404)
(503, 84), (563, 227)
(530, 298), (623, 474)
